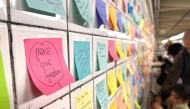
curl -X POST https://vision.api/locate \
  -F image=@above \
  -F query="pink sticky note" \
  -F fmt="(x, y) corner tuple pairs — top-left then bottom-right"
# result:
(130, 60), (136, 72)
(108, 40), (120, 61)
(24, 38), (75, 95)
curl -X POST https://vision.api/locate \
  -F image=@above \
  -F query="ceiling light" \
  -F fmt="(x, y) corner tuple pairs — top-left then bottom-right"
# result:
(169, 32), (184, 41)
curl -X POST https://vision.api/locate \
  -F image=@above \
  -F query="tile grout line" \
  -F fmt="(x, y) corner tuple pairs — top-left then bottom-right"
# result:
(6, 0), (18, 109)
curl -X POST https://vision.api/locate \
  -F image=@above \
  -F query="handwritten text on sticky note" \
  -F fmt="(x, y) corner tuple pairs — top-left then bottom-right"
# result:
(75, 0), (93, 24)
(75, 87), (93, 109)
(24, 38), (75, 95)
(97, 42), (107, 70)
(108, 70), (117, 95)
(74, 41), (91, 80)
(26, 0), (66, 16)
(96, 79), (110, 109)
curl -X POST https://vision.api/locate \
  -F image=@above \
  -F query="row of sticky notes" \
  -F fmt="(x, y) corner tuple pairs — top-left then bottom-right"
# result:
(108, 40), (142, 61)
(25, 0), (149, 36)
(96, 40), (144, 72)
(96, 0), (143, 38)
(23, 38), (145, 96)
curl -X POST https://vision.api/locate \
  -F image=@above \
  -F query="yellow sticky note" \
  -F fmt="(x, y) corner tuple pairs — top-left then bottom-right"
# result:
(135, 100), (141, 109)
(127, 22), (131, 35)
(126, 97), (131, 109)
(116, 42), (126, 59)
(135, 44), (139, 53)
(75, 87), (93, 109)
(139, 19), (145, 29)
(126, 82), (130, 95)
(108, 70), (117, 95)
(122, 87), (131, 109)
(127, 62), (133, 74)
(117, 68), (125, 86)
(109, 6), (119, 31)
(109, 100), (117, 109)
(122, 85), (128, 103)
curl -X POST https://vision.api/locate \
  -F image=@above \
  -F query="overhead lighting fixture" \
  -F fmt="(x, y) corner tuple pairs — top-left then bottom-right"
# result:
(161, 39), (168, 44)
(161, 32), (184, 43)
(169, 32), (184, 41)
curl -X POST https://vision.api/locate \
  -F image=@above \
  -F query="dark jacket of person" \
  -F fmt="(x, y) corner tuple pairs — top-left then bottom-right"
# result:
(158, 49), (190, 100)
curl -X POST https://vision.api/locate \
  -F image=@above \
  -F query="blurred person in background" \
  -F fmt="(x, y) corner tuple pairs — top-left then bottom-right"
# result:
(157, 43), (183, 86)
(155, 30), (190, 106)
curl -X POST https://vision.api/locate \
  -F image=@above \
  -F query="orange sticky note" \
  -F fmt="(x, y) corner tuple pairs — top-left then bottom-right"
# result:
(117, 68), (125, 86)
(117, 92), (125, 109)
(127, 43), (132, 56)
(134, 85), (138, 97)
(108, 70), (117, 95)
(109, 100), (117, 109)
(109, 5), (119, 30)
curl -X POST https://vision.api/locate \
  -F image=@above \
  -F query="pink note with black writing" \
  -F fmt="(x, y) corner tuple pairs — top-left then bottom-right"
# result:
(24, 38), (75, 95)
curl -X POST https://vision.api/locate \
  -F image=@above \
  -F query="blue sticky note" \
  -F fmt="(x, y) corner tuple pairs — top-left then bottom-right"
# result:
(127, 3), (131, 14)
(117, 12), (123, 32)
(97, 42), (107, 70)
(26, 0), (65, 16)
(122, 65), (127, 81)
(96, 79), (110, 109)
(74, 41), (91, 80)
(96, 0), (110, 27)
(122, 43), (127, 54)
(74, 0), (93, 24)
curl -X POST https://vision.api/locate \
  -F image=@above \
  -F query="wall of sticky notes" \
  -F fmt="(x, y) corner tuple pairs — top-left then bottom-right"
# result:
(0, 0), (154, 109)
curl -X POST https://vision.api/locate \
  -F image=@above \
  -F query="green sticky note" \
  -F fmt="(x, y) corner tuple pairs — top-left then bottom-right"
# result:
(122, 65), (127, 81)
(97, 42), (107, 70)
(26, 0), (66, 16)
(96, 79), (110, 109)
(0, 52), (10, 109)
(74, 0), (93, 24)
(122, 15), (128, 34)
(122, 42), (127, 54)
(74, 41), (91, 80)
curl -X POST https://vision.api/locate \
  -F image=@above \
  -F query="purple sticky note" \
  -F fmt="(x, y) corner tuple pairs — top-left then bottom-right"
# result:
(96, 0), (110, 27)
(140, 76), (143, 84)
(117, 12), (123, 32)
(133, 75), (136, 86)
